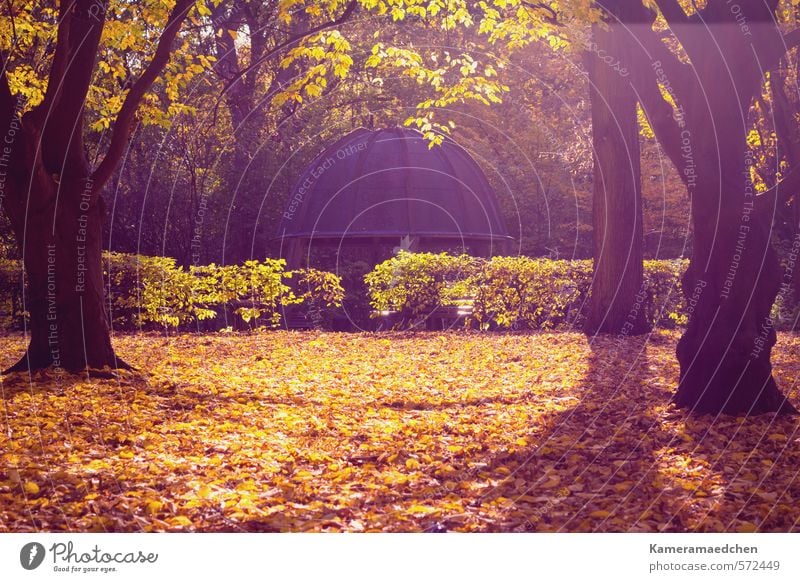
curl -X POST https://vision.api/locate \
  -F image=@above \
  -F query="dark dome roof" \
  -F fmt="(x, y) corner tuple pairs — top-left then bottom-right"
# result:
(277, 127), (511, 242)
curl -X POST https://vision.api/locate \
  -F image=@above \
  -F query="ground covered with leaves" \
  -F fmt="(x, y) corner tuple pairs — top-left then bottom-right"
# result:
(1, 331), (799, 532)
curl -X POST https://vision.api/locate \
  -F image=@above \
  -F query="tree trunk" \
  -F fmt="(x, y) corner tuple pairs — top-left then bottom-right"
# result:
(1, 0), (193, 374)
(675, 164), (794, 414)
(667, 59), (796, 414)
(621, 7), (799, 415)
(4, 126), (123, 374)
(585, 8), (648, 336)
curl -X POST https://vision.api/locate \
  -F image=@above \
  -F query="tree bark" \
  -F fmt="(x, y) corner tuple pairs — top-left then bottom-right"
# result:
(625, 3), (798, 414)
(2, 123), (121, 373)
(675, 162), (793, 414)
(585, 2), (648, 336)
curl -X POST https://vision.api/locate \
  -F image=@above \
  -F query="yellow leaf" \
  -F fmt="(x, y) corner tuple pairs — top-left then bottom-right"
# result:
(407, 504), (438, 515)
(589, 510), (612, 519)
(146, 500), (163, 514)
(23, 481), (40, 495)
(737, 522), (758, 533)
(167, 516), (193, 528)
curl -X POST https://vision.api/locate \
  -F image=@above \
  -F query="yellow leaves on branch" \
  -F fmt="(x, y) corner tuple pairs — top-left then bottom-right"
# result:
(0, 331), (799, 532)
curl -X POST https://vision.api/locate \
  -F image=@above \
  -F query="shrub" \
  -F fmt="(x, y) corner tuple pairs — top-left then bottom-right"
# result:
(289, 268), (346, 308)
(0, 253), (344, 331)
(192, 260), (295, 327)
(364, 252), (481, 327)
(642, 259), (689, 328)
(284, 268), (346, 329)
(468, 257), (592, 330)
(0, 257), (25, 328)
(105, 253), (203, 329)
(365, 253), (691, 331)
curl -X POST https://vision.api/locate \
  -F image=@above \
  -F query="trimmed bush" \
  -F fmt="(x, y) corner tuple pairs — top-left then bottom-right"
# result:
(0, 253), (344, 331)
(365, 253), (692, 331)
(468, 257), (592, 330)
(364, 252), (481, 326)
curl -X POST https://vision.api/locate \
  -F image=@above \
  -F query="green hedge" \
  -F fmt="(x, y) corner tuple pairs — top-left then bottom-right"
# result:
(364, 252), (481, 323)
(0, 253), (344, 331)
(365, 252), (690, 331)
(107, 254), (344, 330)
(1, 250), (793, 333)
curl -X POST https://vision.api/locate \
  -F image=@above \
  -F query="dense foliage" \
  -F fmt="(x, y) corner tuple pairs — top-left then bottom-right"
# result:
(0, 254), (344, 331)
(0, 251), (795, 333)
(366, 252), (693, 331)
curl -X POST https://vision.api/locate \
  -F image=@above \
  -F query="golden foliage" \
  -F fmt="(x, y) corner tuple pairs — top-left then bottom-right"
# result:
(0, 331), (798, 532)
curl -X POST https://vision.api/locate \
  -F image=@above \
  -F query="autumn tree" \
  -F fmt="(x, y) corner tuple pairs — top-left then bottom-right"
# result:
(0, 0), (206, 371)
(613, 0), (800, 414)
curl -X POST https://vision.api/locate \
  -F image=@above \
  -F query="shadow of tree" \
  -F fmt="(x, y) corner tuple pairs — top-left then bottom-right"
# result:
(468, 333), (799, 532)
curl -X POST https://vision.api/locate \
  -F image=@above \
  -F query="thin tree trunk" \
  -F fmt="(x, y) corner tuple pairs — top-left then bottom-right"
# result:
(585, 5), (648, 336)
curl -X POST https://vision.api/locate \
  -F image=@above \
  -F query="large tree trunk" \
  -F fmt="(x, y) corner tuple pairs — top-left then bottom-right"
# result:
(622, 4), (799, 415)
(665, 30), (796, 415)
(585, 3), (648, 336)
(675, 161), (794, 414)
(4, 125), (122, 373)
(1, 0), (192, 374)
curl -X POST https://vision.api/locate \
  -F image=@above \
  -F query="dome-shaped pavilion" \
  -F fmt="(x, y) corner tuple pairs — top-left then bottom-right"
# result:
(277, 126), (512, 266)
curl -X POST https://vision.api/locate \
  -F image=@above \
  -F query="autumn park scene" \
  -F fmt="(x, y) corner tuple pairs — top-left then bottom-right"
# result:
(1, 0), (800, 535)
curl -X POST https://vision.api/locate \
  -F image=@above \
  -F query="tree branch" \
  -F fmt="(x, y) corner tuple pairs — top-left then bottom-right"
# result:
(651, 0), (705, 62)
(654, 0), (690, 24)
(0, 51), (14, 126)
(36, 0), (73, 118)
(520, 1), (560, 26)
(625, 20), (694, 177)
(760, 28), (800, 74)
(756, 163), (800, 212)
(217, 0), (358, 103)
(4, 0), (18, 48)
(632, 66), (687, 180)
(36, 0), (108, 175)
(91, 0), (195, 193)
